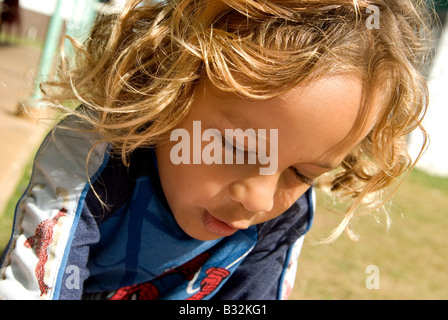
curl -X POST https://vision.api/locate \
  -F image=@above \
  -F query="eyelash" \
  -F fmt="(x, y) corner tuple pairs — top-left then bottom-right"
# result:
(222, 136), (251, 159)
(291, 168), (316, 187)
(220, 135), (316, 187)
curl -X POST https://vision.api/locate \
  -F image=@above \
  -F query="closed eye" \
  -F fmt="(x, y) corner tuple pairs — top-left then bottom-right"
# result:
(291, 168), (316, 187)
(223, 138), (246, 155)
(221, 135), (257, 164)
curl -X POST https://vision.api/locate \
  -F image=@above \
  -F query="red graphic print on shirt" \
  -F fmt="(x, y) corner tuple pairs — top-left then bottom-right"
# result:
(24, 208), (67, 296)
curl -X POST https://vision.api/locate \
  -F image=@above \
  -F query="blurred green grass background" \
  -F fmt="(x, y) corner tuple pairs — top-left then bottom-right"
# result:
(291, 169), (448, 300)
(1, 165), (447, 299)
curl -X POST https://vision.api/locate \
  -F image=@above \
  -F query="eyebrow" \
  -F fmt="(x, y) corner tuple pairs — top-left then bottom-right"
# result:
(220, 110), (254, 130)
(315, 162), (341, 170)
(218, 111), (270, 140)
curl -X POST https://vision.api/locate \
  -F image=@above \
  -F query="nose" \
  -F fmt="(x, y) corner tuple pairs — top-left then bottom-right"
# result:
(229, 174), (277, 214)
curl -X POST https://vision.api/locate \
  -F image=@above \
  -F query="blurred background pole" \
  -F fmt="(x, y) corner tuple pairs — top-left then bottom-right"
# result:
(31, 0), (64, 103)
(31, 0), (99, 105)
(65, 0), (100, 58)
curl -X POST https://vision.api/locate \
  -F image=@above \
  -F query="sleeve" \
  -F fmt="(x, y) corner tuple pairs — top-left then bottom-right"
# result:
(0, 119), (109, 300)
(211, 188), (315, 300)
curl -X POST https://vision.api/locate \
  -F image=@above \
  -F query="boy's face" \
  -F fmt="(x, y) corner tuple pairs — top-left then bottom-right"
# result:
(155, 75), (375, 241)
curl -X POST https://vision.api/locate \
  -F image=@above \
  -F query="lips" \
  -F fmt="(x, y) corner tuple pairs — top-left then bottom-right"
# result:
(203, 210), (239, 238)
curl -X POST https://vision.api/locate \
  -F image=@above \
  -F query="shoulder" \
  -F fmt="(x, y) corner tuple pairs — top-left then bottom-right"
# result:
(0, 115), (110, 300)
(29, 115), (111, 209)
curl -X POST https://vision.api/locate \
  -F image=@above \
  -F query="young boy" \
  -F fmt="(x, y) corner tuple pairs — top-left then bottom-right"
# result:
(0, 0), (432, 299)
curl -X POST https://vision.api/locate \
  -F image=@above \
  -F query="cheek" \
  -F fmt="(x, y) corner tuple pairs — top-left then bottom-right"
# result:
(158, 162), (204, 209)
(260, 182), (310, 224)
(155, 144), (190, 211)
(278, 173), (311, 205)
(156, 144), (226, 211)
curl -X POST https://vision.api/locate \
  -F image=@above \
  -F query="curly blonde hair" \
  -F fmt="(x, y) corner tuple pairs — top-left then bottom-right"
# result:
(41, 0), (434, 241)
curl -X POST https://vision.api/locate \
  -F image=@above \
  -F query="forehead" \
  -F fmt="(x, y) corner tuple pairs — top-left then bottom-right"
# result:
(195, 75), (372, 166)
(274, 76), (370, 161)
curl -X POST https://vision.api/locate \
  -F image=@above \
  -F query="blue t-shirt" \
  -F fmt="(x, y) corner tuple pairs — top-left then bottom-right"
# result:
(0, 117), (314, 300)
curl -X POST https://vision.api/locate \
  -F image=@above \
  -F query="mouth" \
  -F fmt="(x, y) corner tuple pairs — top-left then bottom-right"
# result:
(203, 210), (239, 238)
